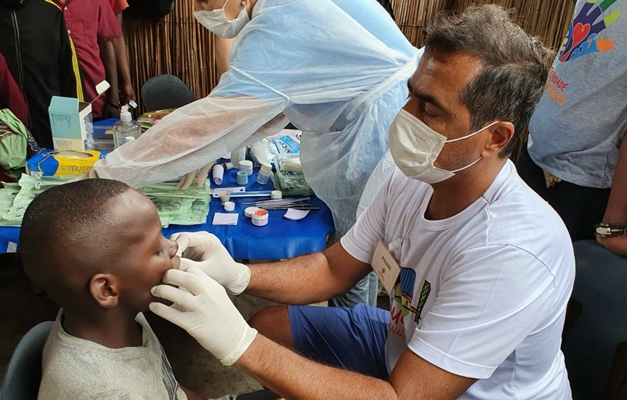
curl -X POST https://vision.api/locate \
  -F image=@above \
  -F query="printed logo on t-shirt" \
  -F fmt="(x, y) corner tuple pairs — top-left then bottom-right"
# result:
(388, 267), (431, 338)
(544, 0), (620, 107)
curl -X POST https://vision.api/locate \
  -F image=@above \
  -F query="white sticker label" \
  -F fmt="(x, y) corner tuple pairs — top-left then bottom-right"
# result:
(371, 241), (401, 294)
(6, 242), (17, 253)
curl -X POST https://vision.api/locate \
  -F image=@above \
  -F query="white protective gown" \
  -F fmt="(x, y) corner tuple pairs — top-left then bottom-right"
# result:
(93, 0), (420, 236)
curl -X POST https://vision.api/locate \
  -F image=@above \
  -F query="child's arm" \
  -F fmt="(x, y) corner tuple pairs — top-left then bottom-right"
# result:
(180, 385), (209, 400)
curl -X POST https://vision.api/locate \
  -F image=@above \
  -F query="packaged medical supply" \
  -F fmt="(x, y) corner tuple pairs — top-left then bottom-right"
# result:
(0, 183), (20, 226)
(0, 174), (211, 228)
(1, 174), (70, 225)
(273, 154), (313, 196)
(139, 181), (211, 228)
(138, 109), (175, 133)
(113, 105), (141, 148)
(250, 129), (301, 167)
(26, 149), (108, 177)
(48, 81), (110, 151)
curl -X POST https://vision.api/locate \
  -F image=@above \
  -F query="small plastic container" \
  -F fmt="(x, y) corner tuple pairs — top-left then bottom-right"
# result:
(237, 170), (248, 185)
(256, 163), (272, 185)
(239, 160), (253, 176)
(223, 201), (235, 212)
(252, 209), (269, 226)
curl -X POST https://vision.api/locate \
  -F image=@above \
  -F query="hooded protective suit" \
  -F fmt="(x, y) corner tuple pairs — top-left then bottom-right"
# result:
(92, 0), (419, 237)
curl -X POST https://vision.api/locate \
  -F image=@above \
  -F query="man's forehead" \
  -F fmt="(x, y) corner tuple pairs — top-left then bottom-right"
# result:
(409, 52), (484, 104)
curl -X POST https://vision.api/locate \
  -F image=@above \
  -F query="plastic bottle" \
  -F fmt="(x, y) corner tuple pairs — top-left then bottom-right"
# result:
(230, 147), (246, 168)
(256, 163), (272, 185)
(113, 105), (141, 148)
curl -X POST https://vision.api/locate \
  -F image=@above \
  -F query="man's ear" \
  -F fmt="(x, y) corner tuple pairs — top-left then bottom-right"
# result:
(89, 274), (119, 308)
(482, 121), (515, 157)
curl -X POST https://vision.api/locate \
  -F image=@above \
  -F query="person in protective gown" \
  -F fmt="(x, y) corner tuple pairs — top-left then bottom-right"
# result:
(91, 0), (420, 307)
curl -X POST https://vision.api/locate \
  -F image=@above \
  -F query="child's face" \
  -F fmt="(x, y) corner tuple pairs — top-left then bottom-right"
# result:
(108, 191), (180, 311)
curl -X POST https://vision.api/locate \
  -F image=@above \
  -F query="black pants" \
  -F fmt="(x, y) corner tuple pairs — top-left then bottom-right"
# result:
(516, 147), (611, 241)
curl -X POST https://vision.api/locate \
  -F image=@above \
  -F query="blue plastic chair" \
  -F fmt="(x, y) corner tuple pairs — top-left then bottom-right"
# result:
(0, 321), (53, 400)
(562, 240), (627, 399)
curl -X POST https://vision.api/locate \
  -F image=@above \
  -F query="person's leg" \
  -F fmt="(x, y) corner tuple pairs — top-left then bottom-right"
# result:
(249, 303), (389, 379)
(248, 305), (295, 349)
(516, 146), (554, 201)
(548, 181), (610, 241)
(235, 390), (280, 400)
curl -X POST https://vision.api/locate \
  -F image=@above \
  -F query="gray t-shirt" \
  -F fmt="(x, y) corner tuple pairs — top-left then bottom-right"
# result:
(38, 311), (188, 400)
(527, 0), (627, 189)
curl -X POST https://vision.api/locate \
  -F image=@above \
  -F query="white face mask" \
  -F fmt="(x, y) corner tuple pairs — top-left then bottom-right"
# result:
(194, 0), (250, 39)
(388, 109), (498, 184)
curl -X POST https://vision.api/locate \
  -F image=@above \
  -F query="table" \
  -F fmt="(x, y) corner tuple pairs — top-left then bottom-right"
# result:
(0, 148), (335, 260)
(163, 166), (335, 259)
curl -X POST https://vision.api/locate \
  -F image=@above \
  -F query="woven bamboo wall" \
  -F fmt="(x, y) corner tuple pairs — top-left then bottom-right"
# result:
(124, 8), (220, 107)
(124, 0), (575, 137)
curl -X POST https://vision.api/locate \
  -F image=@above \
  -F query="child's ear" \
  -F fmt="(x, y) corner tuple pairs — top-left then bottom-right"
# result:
(89, 274), (119, 308)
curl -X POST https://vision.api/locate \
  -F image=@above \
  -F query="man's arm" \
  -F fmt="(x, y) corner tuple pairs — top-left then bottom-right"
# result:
(215, 36), (233, 80)
(235, 335), (475, 400)
(92, 94), (287, 188)
(244, 242), (372, 305)
(113, 12), (135, 105)
(598, 130), (627, 255)
(100, 40), (120, 117)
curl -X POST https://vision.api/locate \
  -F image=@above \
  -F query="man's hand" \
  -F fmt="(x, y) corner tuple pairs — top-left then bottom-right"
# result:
(178, 163), (213, 190)
(150, 264), (258, 366)
(596, 235), (627, 256)
(170, 231), (251, 295)
(119, 81), (136, 106)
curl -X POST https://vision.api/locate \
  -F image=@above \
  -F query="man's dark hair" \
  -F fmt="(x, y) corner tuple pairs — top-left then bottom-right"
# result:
(20, 179), (131, 292)
(424, 5), (554, 157)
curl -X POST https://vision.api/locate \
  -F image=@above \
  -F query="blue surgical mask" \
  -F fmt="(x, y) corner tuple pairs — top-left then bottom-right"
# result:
(194, 0), (250, 39)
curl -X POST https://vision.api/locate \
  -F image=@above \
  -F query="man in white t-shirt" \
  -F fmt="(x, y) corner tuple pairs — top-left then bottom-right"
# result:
(148, 5), (576, 399)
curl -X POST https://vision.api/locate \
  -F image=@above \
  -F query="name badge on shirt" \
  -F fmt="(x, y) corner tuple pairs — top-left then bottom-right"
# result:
(372, 240), (401, 294)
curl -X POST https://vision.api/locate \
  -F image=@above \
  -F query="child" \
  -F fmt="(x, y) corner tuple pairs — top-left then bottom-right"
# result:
(20, 179), (208, 400)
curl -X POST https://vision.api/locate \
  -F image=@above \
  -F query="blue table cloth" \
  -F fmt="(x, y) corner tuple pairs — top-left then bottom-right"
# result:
(164, 166), (335, 259)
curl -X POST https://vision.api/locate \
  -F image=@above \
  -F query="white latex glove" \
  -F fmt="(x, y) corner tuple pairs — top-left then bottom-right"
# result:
(178, 163), (213, 190)
(150, 263), (258, 366)
(170, 232), (251, 295)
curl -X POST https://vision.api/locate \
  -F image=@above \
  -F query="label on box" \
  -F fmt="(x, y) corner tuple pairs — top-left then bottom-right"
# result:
(27, 149), (107, 177)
